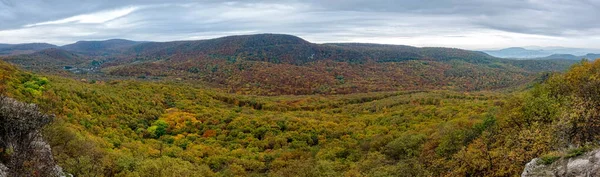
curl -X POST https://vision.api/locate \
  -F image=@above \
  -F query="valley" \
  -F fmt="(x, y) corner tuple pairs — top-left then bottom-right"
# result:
(1, 34), (576, 95)
(4, 0), (600, 176)
(0, 34), (597, 176)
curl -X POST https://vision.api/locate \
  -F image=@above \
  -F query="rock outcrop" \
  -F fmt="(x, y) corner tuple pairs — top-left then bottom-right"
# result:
(0, 136), (65, 177)
(522, 149), (600, 177)
(0, 96), (65, 177)
(0, 163), (8, 177)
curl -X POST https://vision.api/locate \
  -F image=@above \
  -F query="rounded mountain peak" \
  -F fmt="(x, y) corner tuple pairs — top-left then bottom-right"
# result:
(220, 34), (311, 47)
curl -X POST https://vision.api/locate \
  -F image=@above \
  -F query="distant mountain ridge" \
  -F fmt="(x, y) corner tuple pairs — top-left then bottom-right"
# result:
(538, 53), (600, 60)
(0, 39), (146, 56)
(125, 34), (501, 65)
(2, 38), (596, 61)
(0, 43), (58, 56)
(483, 47), (600, 59)
(1, 34), (579, 95)
(483, 47), (550, 58)
(0, 44), (12, 49)
(61, 39), (147, 56)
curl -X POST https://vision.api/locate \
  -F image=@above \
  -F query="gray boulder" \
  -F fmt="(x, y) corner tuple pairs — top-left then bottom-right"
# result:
(0, 163), (8, 177)
(522, 149), (600, 177)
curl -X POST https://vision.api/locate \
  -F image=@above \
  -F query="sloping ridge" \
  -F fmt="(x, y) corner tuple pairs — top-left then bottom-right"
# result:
(0, 43), (58, 55)
(2, 43), (57, 50)
(125, 33), (498, 64)
(128, 34), (317, 64)
(537, 53), (600, 60)
(61, 39), (145, 55)
(31, 48), (84, 63)
(2, 48), (86, 68)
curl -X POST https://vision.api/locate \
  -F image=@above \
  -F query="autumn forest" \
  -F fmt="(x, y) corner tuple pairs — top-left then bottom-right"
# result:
(0, 34), (598, 177)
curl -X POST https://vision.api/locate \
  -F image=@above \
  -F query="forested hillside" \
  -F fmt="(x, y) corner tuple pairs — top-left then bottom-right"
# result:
(1, 54), (599, 176)
(0, 34), (596, 176)
(0, 59), (508, 176)
(1, 34), (577, 95)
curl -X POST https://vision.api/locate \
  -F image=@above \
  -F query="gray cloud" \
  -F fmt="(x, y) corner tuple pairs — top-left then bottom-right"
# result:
(0, 0), (599, 49)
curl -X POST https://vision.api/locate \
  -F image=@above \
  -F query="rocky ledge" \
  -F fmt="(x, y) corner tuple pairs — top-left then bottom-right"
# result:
(522, 149), (600, 177)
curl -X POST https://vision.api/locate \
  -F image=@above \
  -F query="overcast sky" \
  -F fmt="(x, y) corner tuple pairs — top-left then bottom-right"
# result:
(0, 0), (599, 49)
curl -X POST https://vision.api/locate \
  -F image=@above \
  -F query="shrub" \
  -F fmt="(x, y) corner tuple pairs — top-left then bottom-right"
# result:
(538, 153), (561, 165)
(565, 147), (587, 158)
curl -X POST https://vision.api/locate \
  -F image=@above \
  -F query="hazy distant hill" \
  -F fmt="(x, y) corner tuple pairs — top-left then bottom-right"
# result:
(483, 47), (600, 59)
(0, 44), (12, 49)
(536, 53), (600, 60)
(483, 47), (551, 58)
(539, 54), (580, 60)
(584, 54), (600, 60)
(0, 43), (58, 56)
(61, 39), (146, 56)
